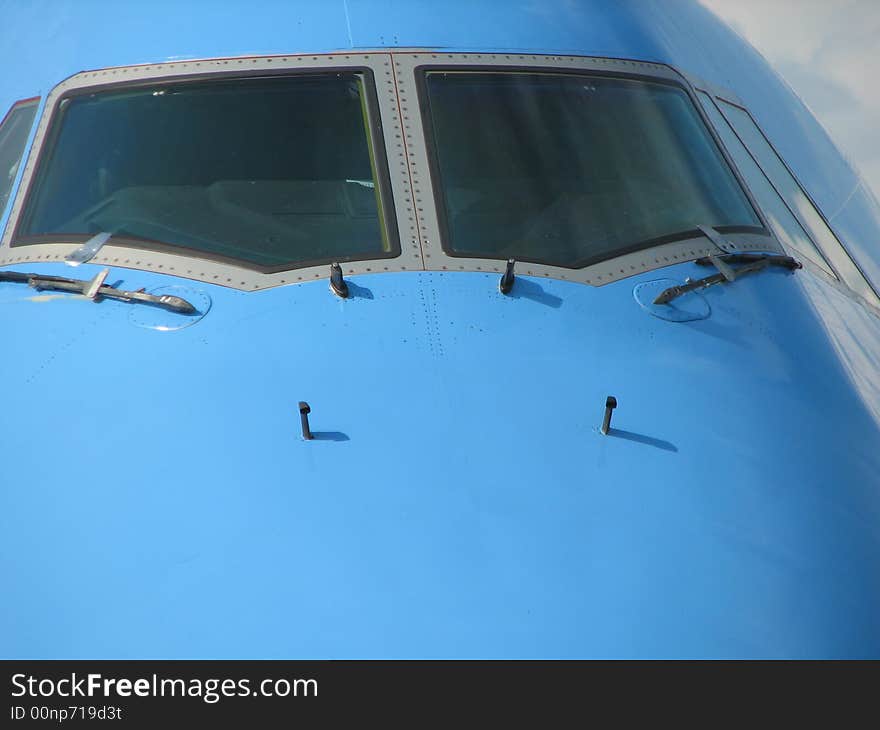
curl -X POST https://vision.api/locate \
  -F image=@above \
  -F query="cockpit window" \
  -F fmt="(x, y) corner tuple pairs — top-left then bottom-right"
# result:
(419, 71), (763, 268)
(0, 98), (38, 215)
(13, 73), (398, 271)
(696, 91), (834, 275)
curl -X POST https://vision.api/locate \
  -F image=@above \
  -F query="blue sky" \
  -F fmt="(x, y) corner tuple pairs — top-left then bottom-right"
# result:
(703, 0), (880, 198)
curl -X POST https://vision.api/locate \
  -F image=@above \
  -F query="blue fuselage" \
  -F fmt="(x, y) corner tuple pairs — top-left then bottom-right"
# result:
(2, 0), (879, 658)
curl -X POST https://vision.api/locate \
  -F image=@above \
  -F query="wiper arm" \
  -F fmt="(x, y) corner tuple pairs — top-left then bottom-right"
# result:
(653, 253), (801, 305)
(0, 268), (198, 314)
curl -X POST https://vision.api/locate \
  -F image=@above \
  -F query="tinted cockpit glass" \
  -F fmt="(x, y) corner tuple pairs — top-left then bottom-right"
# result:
(0, 100), (38, 213)
(421, 72), (762, 267)
(15, 73), (397, 270)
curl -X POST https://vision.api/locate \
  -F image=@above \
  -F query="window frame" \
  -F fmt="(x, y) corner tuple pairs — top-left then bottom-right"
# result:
(0, 54), (423, 291)
(694, 89), (837, 276)
(393, 52), (781, 287)
(713, 95), (880, 304)
(2, 53), (798, 292)
(686, 69), (880, 308)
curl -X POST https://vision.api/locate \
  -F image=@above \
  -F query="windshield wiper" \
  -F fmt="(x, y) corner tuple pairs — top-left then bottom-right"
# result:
(653, 253), (801, 305)
(0, 268), (198, 314)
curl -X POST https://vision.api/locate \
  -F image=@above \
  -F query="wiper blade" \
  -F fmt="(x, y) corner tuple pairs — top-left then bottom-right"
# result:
(653, 253), (801, 305)
(0, 268), (198, 314)
(65, 231), (113, 266)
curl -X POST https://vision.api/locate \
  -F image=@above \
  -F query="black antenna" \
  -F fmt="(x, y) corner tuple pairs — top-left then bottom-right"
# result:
(499, 259), (516, 294)
(600, 396), (617, 435)
(330, 263), (349, 298)
(299, 401), (313, 440)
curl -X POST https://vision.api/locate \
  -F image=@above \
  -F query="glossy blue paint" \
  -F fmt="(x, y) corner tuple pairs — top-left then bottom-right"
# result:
(2, 1), (880, 658)
(2, 260), (879, 658)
